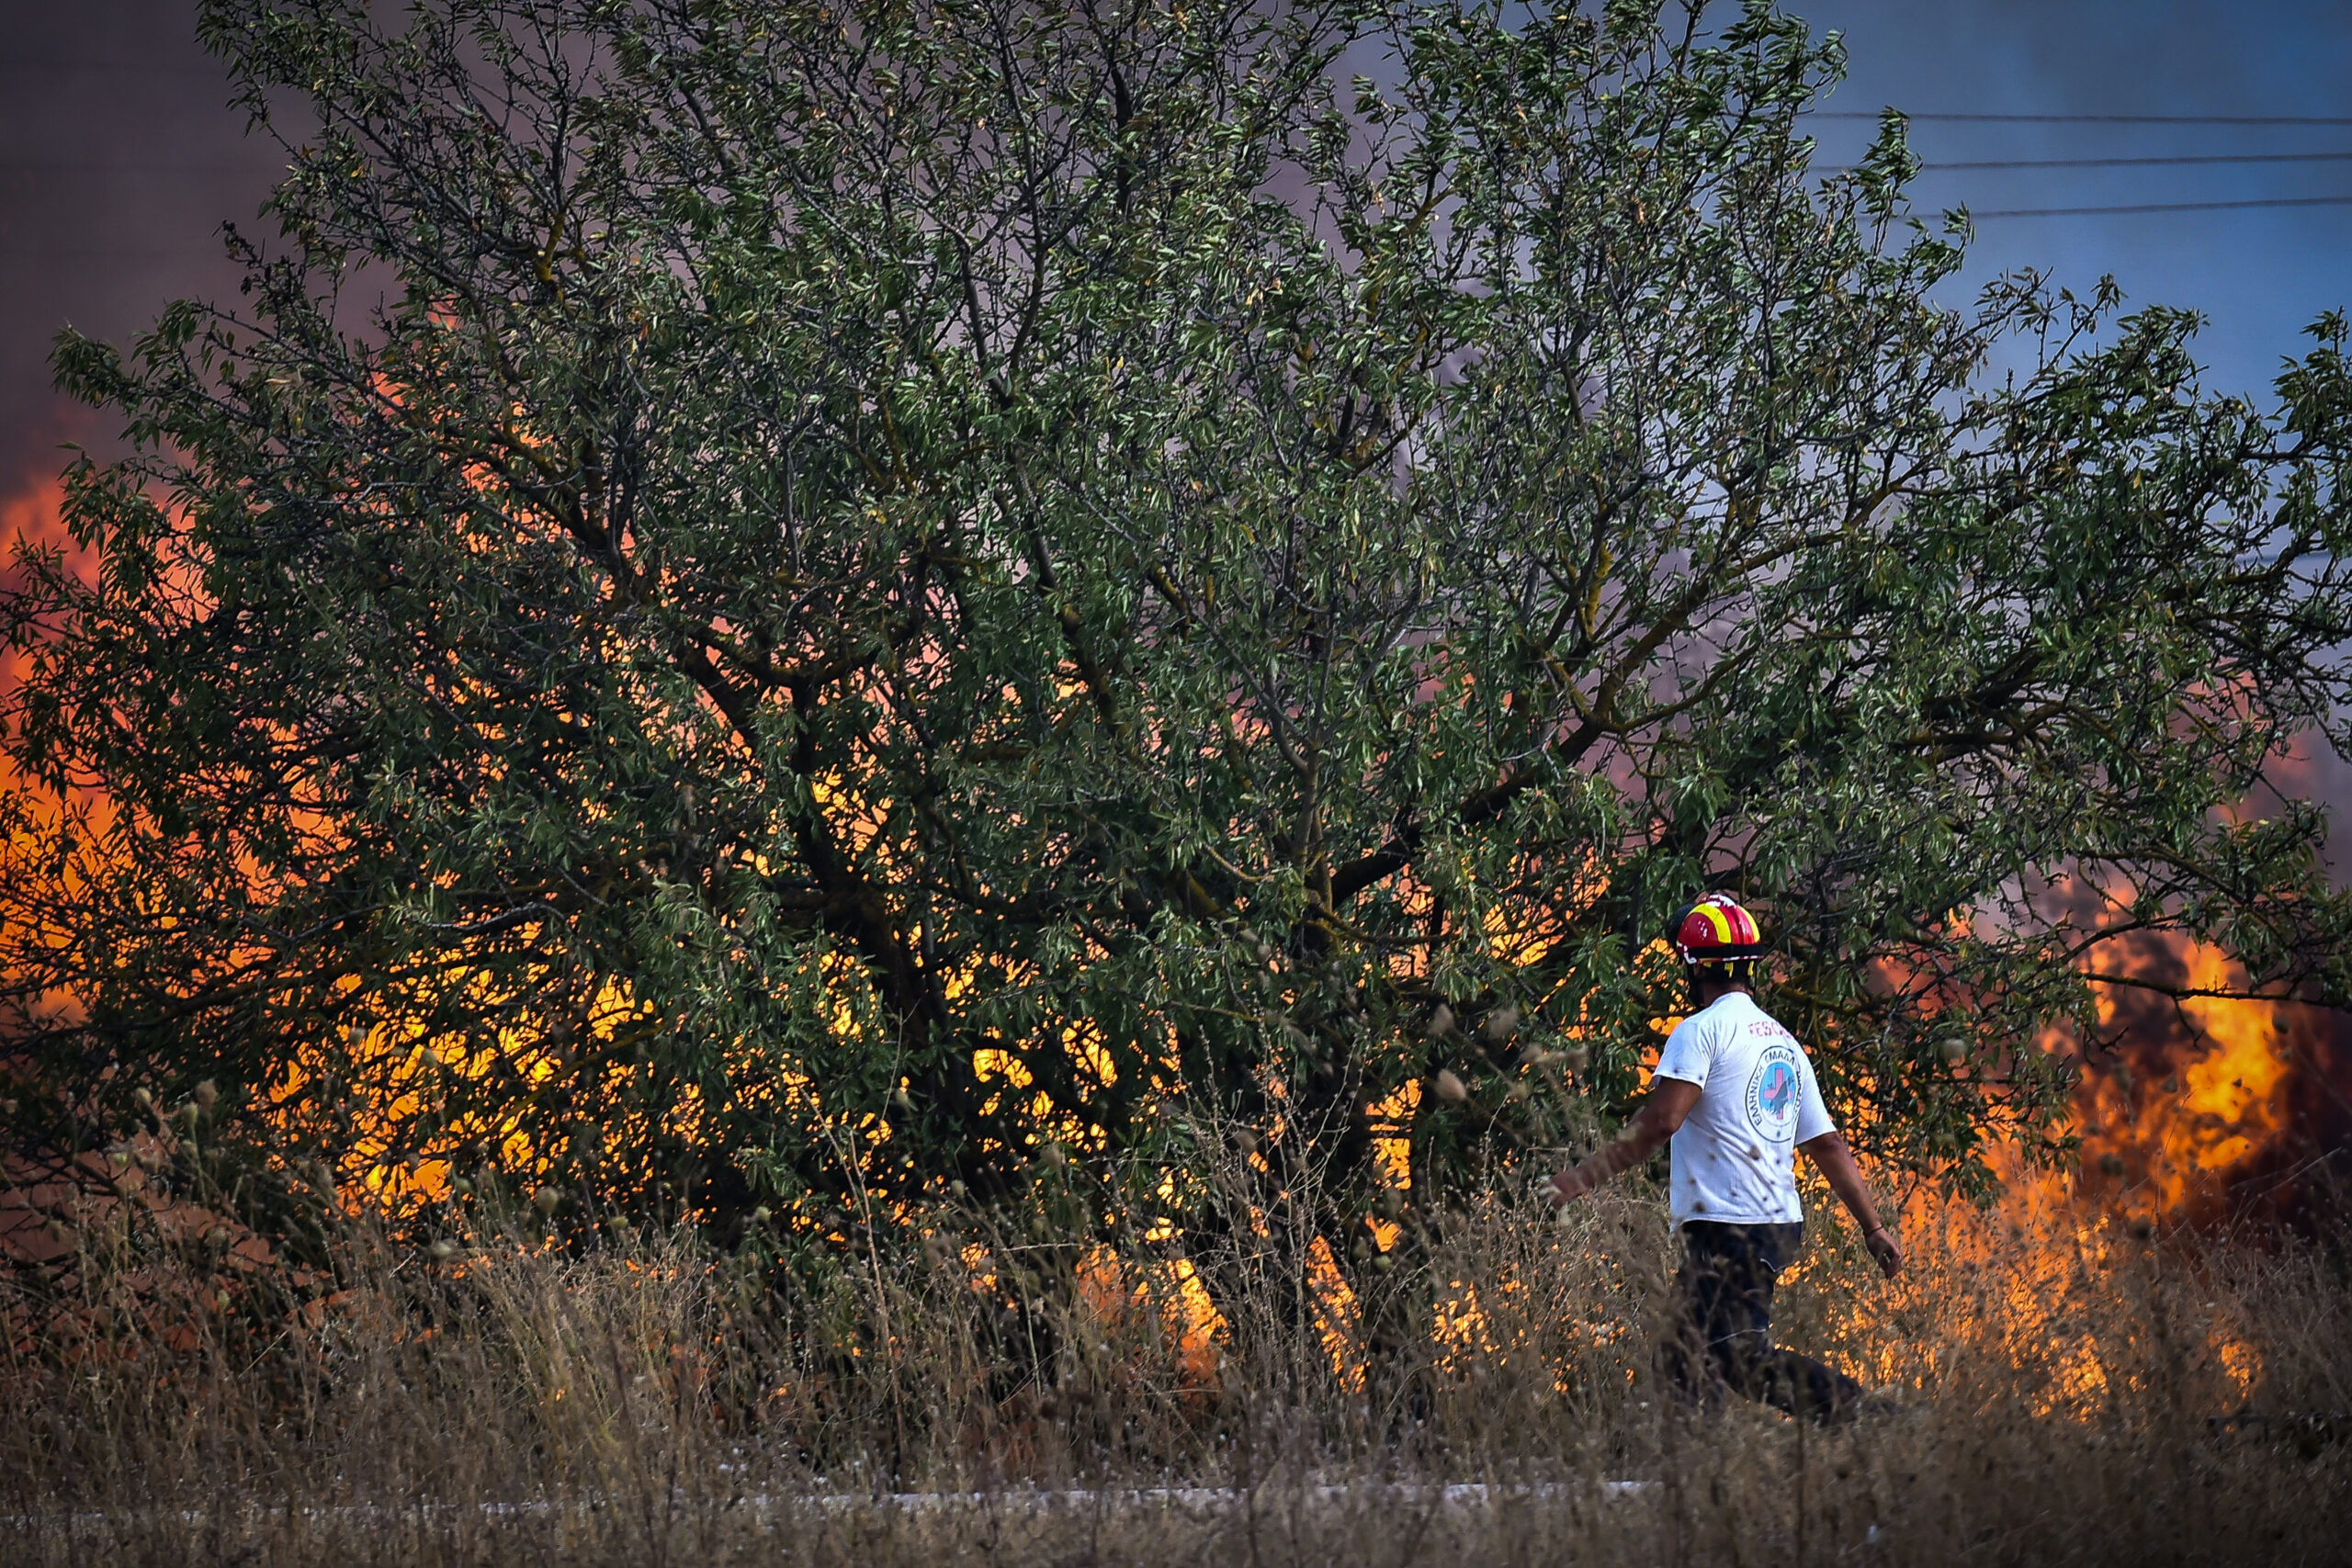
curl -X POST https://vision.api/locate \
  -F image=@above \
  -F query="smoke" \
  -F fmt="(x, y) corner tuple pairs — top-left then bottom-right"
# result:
(0, 0), (288, 494)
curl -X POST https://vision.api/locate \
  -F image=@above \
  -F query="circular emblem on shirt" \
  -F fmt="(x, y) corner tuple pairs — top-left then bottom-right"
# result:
(1745, 1042), (1803, 1141)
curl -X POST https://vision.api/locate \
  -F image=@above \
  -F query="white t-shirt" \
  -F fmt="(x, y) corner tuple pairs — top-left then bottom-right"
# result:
(1651, 991), (1835, 1227)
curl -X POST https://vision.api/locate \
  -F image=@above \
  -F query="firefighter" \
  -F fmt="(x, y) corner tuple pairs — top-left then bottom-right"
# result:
(1541, 895), (1902, 1423)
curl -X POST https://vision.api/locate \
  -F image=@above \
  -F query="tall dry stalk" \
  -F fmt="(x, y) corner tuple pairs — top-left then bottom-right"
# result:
(3, 1153), (2346, 1566)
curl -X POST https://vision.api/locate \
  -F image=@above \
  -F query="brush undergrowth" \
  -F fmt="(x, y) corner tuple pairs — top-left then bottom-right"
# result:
(4, 1151), (2347, 1567)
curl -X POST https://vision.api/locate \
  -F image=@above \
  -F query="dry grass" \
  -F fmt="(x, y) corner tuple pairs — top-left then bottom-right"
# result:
(3, 1156), (2347, 1567)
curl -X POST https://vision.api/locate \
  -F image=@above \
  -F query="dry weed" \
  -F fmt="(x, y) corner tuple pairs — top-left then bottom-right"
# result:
(2, 1153), (2346, 1566)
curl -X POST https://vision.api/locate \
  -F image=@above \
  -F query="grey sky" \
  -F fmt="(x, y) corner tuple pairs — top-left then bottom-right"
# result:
(0, 1), (283, 471)
(1806, 0), (2352, 404)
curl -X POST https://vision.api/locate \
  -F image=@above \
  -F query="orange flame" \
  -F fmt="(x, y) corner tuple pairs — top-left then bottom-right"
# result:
(2075, 934), (2344, 1226)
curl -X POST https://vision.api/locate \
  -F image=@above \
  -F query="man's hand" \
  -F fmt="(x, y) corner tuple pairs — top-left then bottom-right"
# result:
(1800, 1129), (1904, 1280)
(1537, 1080), (1697, 1210)
(1863, 1224), (1904, 1278)
(1539, 1165), (1596, 1207)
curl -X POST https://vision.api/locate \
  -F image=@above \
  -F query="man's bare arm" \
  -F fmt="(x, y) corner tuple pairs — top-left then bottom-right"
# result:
(1800, 1130), (1903, 1277)
(1542, 1078), (1702, 1205)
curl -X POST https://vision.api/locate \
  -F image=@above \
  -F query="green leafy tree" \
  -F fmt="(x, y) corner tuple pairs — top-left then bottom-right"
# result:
(6, 0), (2351, 1275)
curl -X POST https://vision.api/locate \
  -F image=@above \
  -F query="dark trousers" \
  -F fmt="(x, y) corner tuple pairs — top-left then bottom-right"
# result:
(1661, 1221), (1863, 1426)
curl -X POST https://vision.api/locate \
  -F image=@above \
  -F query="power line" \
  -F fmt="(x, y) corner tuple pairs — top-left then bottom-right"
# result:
(1815, 112), (2352, 126)
(1967, 195), (2352, 219)
(1922, 152), (2352, 171)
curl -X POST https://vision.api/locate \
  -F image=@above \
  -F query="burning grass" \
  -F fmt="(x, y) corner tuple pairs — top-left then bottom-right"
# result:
(3, 1151), (2347, 1568)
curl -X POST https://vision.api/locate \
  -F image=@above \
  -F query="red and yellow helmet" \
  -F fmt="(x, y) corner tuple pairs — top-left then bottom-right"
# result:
(1669, 894), (1762, 964)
